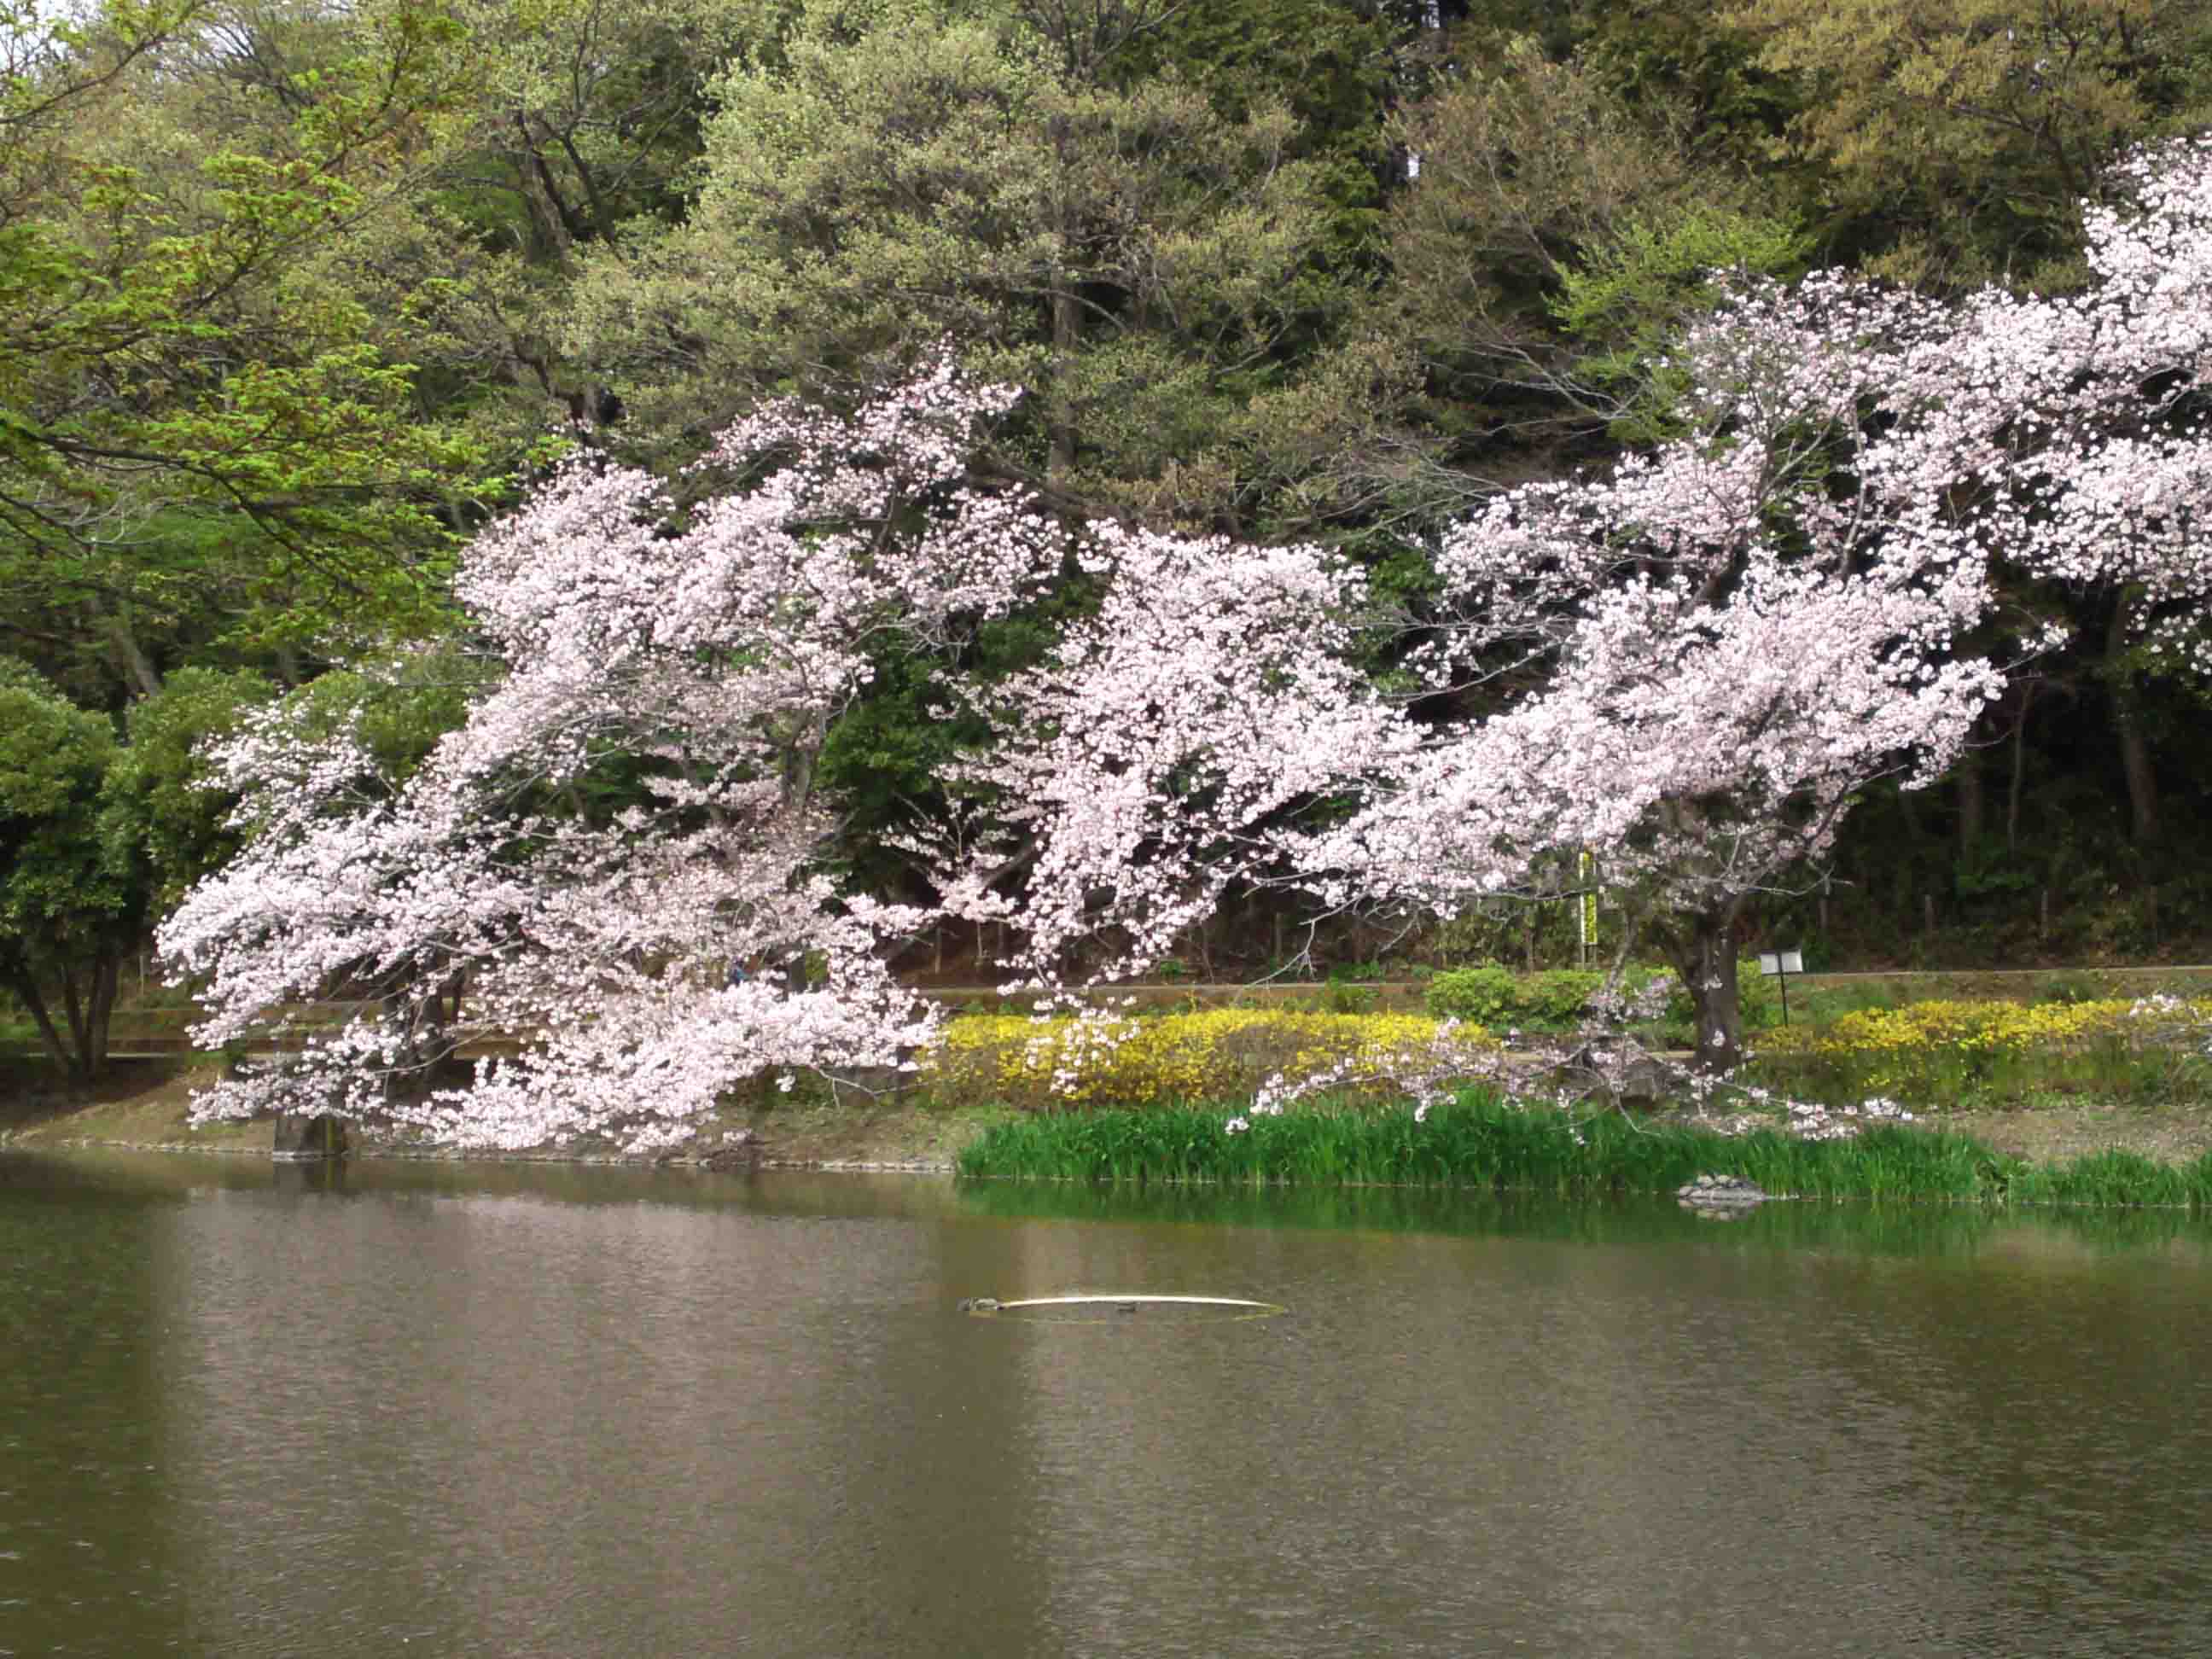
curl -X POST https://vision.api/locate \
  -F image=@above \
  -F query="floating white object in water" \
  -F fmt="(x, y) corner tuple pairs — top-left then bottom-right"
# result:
(959, 1293), (1285, 1318)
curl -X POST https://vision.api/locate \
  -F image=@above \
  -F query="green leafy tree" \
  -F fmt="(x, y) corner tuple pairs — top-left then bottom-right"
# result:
(1722, 0), (2212, 288)
(0, 0), (496, 700)
(562, 0), (1377, 527)
(99, 667), (276, 911)
(1384, 32), (1806, 477)
(0, 662), (136, 1081)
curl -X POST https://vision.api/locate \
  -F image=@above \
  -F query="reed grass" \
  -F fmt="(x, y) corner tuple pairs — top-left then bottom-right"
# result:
(955, 1089), (2212, 1208)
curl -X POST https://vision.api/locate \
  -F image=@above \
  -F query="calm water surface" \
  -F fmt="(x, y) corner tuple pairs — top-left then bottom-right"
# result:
(4, 1151), (2211, 1656)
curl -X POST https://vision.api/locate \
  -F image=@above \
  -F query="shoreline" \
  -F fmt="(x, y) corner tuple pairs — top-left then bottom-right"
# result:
(0, 1058), (984, 1173)
(7, 1055), (2212, 1196)
(3, 1135), (961, 1175)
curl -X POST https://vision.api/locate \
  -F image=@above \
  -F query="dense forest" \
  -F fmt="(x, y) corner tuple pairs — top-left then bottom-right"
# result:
(7, 0), (2212, 1103)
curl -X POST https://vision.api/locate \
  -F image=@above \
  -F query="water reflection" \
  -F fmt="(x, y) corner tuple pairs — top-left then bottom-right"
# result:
(3, 1152), (2211, 1657)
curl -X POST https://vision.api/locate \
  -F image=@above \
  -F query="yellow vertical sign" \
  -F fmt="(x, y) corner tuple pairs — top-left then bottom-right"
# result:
(1579, 850), (1597, 958)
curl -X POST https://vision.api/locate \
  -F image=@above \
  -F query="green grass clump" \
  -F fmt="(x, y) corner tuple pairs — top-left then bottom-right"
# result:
(956, 1090), (2021, 1201)
(959, 1090), (2212, 1208)
(2006, 1149), (2212, 1209)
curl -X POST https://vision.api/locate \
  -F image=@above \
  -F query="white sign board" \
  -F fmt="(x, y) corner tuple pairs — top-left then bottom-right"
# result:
(1756, 951), (1804, 976)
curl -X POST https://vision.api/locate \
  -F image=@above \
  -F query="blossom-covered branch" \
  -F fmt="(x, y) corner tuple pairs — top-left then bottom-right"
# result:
(161, 365), (1057, 1150)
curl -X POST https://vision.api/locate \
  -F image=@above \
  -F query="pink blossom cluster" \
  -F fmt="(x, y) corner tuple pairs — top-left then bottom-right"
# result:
(162, 147), (2212, 1144)
(161, 369), (1054, 1150)
(950, 143), (2212, 1075)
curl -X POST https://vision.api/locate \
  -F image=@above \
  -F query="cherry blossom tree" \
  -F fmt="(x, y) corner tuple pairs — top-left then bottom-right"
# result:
(1315, 271), (2027, 1068)
(161, 143), (2212, 1142)
(1970, 138), (2212, 692)
(951, 271), (2028, 1066)
(955, 141), (2212, 1075)
(160, 366), (1060, 1151)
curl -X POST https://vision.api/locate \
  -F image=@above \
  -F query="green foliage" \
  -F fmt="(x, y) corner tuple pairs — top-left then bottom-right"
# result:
(1382, 25), (1798, 464)
(1719, 0), (2212, 289)
(0, 0), (499, 700)
(1550, 203), (1813, 438)
(1426, 963), (1676, 1029)
(1749, 996), (2212, 1110)
(813, 617), (1037, 880)
(99, 668), (278, 910)
(562, 0), (1380, 522)
(2010, 1149), (2212, 1209)
(276, 650), (485, 788)
(0, 660), (136, 1078)
(1425, 964), (1520, 1024)
(207, 649), (486, 853)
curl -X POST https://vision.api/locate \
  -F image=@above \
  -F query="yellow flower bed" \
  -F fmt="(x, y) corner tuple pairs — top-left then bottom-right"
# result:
(922, 1008), (1493, 1110)
(1749, 996), (2212, 1106)
(1754, 998), (2212, 1060)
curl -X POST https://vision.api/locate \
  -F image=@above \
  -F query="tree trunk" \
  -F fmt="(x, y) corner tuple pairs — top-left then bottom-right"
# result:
(2, 955), (114, 1085)
(1660, 909), (1743, 1073)
(60, 965), (87, 1073)
(1954, 745), (1984, 859)
(3, 963), (82, 1083)
(100, 606), (162, 699)
(89, 953), (119, 1075)
(1047, 117), (1080, 497)
(2005, 678), (2035, 853)
(2106, 607), (2159, 845)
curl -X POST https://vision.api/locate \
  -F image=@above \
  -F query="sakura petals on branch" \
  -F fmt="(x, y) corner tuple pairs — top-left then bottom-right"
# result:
(160, 364), (1053, 1152)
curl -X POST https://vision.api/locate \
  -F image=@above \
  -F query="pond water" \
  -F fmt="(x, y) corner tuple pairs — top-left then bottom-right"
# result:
(5, 1152), (2212, 1657)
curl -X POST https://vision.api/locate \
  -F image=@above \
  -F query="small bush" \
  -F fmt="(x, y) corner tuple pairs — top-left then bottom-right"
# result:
(1426, 965), (1518, 1024)
(2036, 969), (2111, 1005)
(1322, 981), (1379, 1016)
(1427, 962), (1674, 1030)
(1523, 969), (1605, 1023)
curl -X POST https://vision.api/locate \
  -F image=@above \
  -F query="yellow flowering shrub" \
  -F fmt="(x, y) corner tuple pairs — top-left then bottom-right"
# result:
(1755, 998), (2212, 1059)
(921, 1009), (1495, 1110)
(1749, 996), (2212, 1107)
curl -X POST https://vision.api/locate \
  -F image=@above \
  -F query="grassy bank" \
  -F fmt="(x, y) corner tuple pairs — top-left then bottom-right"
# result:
(956, 1090), (2212, 1208)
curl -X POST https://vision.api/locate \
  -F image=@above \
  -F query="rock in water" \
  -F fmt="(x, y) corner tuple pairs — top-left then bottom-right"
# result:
(701, 1129), (763, 1172)
(1677, 1173), (1767, 1208)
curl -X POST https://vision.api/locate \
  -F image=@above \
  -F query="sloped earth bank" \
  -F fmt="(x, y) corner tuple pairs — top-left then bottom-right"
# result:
(6, 1058), (2212, 1174)
(0, 1061), (1005, 1171)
